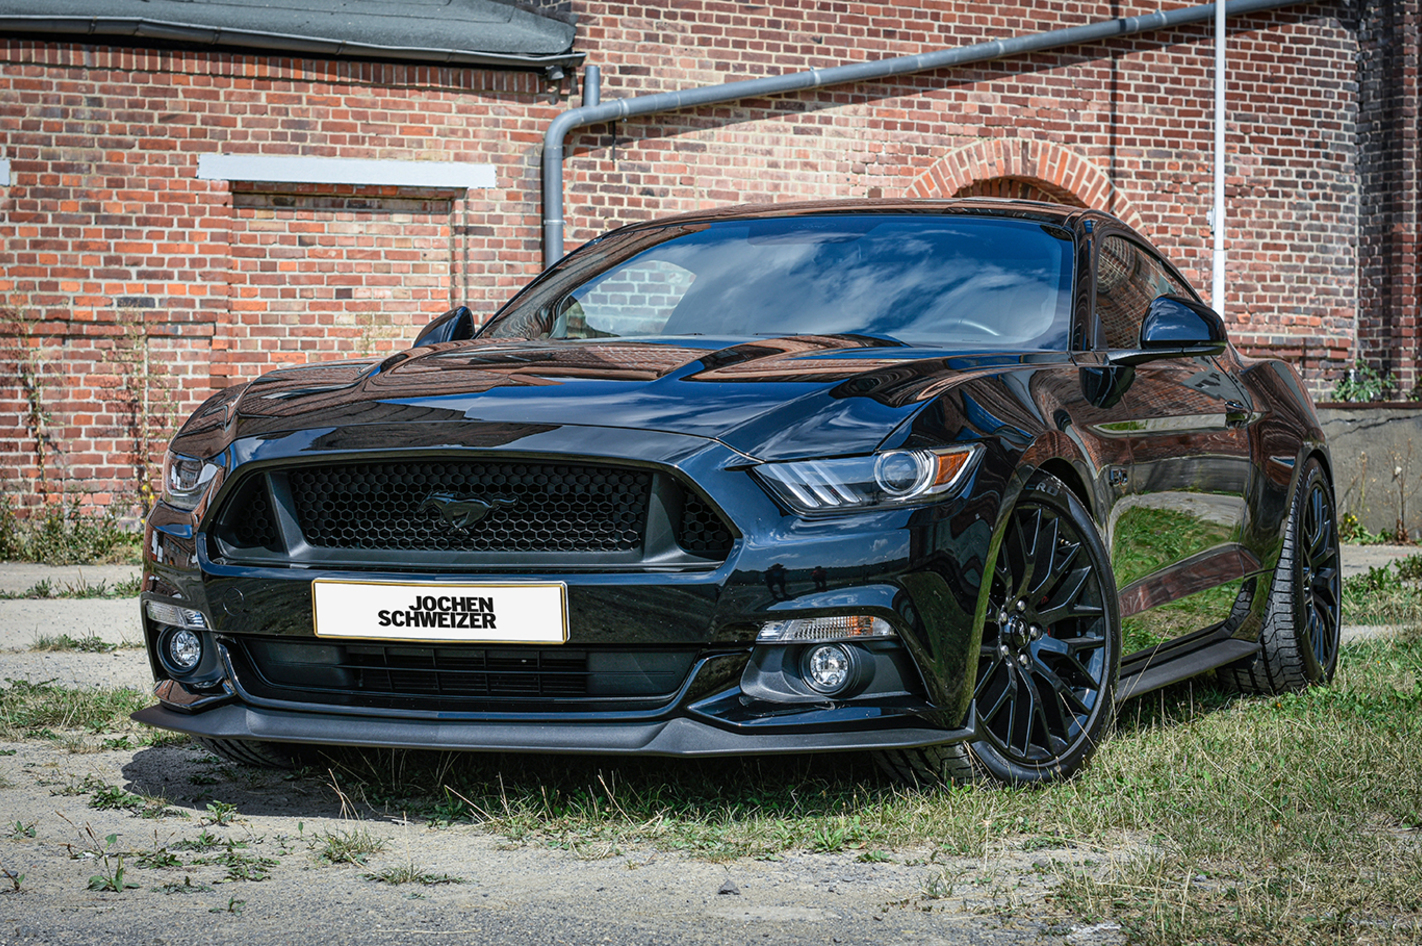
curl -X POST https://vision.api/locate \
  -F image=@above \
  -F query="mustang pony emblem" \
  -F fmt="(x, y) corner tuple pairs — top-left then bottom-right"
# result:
(418, 492), (519, 530)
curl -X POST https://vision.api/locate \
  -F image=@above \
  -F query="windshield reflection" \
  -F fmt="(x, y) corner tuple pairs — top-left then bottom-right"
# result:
(485, 216), (1075, 349)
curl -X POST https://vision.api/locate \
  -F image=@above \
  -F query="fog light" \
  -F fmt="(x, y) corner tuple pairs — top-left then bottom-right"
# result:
(164, 628), (203, 674)
(758, 615), (894, 643)
(802, 643), (853, 694)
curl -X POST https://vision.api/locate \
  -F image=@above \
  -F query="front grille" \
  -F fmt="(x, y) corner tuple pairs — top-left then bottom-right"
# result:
(229, 637), (699, 709)
(210, 455), (737, 565)
(288, 460), (652, 553)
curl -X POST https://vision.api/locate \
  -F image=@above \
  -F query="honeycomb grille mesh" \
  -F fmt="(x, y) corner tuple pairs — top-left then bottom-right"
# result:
(226, 479), (280, 550)
(287, 460), (652, 553)
(680, 492), (734, 555)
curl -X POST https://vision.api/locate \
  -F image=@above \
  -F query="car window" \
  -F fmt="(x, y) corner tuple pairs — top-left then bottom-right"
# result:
(1095, 235), (1191, 349)
(485, 216), (1076, 350)
(557, 259), (698, 338)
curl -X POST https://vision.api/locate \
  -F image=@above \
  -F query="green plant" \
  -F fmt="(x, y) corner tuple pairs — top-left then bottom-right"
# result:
(8, 821), (35, 839)
(1332, 360), (1397, 403)
(1, 869), (22, 892)
(30, 632), (117, 653)
(82, 829), (140, 893)
(209, 895), (246, 914)
(203, 801), (239, 826)
(316, 827), (386, 866)
(364, 862), (465, 886)
(1339, 511), (1395, 545)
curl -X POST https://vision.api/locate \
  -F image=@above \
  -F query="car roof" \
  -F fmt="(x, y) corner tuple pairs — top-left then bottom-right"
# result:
(618, 197), (1113, 232)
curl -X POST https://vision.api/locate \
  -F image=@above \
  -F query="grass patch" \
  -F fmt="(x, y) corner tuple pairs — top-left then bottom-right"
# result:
(1, 576), (143, 600)
(316, 827), (386, 866)
(0, 679), (151, 740)
(0, 495), (140, 566)
(1342, 556), (1422, 624)
(284, 630), (1422, 943)
(364, 863), (465, 886)
(31, 632), (119, 654)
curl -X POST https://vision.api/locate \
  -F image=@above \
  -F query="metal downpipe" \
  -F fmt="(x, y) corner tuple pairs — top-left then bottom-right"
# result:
(542, 0), (1308, 268)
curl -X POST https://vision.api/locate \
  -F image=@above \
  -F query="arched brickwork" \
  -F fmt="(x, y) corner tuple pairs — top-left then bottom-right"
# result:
(908, 139), (1144, 232)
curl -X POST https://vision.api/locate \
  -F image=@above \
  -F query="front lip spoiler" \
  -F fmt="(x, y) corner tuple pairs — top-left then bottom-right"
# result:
(131, 703), (970, 757)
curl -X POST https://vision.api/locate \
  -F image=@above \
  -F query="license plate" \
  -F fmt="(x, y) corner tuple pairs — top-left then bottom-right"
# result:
(311, 579), (568, 644)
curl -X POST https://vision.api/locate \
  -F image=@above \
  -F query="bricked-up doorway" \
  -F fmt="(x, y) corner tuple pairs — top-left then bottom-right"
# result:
(953, 177), (1088, 208)
(220, 184), (463, 385)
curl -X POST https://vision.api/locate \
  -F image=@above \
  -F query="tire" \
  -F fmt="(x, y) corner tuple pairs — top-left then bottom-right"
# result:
(1219, 457), (1340, 694)
(196, 737), (308, 769)
(876, 473), (1120, 786)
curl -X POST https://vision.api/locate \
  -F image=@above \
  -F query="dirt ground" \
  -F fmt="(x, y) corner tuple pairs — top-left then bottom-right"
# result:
(2, 549), (1413, 945)
(0, 740), (1131, 946)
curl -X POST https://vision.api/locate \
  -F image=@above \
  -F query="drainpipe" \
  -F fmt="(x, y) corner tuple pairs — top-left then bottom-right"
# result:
(543, 0), (1307, 268)
(1212, 2), (1228, 315)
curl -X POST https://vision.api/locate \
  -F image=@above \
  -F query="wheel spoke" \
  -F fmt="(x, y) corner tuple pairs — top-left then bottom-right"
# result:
(1036, 565), (1102, 624)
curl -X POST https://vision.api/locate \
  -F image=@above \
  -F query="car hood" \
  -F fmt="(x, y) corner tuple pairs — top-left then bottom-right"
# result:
(181, 336), (1046, 462)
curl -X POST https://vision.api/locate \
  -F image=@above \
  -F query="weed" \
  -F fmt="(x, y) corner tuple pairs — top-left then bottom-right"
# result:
(153, 877), (211, 895)
(2, 577), (142, 601)
(316, 827), (386, 866)
(137, 848), (182, 870)
(0, 679), (149, 740)
(364, 863), (465, 886)
(203, 801), (238, 826)
(1, 869), (22, 892)
(8, 821), (35, 839)
(31, 633), (114, 653)
(174, 829), (223, 852)
(1332, 360), (1397, 403)
(0, 495), (140, 566)
(215, 849), (277, 883)
(209, 895), (246, 914)
(1342, 562), (1422, 624)
(78, 828), (140, 893)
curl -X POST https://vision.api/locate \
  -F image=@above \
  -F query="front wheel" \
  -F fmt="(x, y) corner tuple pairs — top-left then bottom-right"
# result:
(876, 474), (1120, 786)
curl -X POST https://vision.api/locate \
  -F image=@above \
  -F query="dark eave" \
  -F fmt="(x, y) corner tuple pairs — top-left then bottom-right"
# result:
(0, 0), (582, 71)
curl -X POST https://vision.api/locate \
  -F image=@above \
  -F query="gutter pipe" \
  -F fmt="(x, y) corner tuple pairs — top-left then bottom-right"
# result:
(543, 0), (1305, 268)
(1212, 2), (1229, 314)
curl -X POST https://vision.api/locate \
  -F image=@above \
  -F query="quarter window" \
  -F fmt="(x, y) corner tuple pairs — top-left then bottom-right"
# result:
(1095, 235), (1190, 349)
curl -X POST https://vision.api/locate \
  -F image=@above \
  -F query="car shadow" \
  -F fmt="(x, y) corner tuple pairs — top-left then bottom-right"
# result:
(119, 740), (890, 824)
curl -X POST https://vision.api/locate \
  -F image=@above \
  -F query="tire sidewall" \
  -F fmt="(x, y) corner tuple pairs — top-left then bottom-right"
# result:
(1291, 460), (1341, 684)
(969, 472), (1121, 784)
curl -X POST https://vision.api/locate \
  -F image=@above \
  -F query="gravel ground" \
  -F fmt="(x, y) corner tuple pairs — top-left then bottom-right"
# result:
(0, 549), (1413, 945)
(0, 742), (1112, 946)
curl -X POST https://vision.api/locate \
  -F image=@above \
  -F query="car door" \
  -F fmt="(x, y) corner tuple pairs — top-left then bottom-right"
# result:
(1092, 233), (1258, 658)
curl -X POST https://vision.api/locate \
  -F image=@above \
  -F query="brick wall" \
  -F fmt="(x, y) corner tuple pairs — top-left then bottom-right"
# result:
(0, 0), (1379, 514)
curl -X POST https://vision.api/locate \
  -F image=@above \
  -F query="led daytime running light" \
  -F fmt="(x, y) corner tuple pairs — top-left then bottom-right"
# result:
(146, 600), (209, 630)
(757, 614), (895, 642)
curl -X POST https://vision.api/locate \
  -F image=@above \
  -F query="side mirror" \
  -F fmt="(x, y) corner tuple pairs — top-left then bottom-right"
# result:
(1110, 296), (1227, 365)
(412, 306), (476, 348)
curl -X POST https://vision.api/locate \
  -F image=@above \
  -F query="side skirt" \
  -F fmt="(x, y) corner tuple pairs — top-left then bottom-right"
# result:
(1118, 629), (1261, 700)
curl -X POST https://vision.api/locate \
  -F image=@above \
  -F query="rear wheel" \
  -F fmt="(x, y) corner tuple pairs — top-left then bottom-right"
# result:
(1220, 457), (1340, 694)
(876, 474), (1120, 786)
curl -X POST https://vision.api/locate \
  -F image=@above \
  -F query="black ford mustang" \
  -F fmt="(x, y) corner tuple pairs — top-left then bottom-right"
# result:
(135, 199), (1340, 785)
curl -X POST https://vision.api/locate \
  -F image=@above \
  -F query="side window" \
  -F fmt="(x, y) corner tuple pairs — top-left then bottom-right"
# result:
(558, 259), (697, 338)
(1094, 235), (1190, 349)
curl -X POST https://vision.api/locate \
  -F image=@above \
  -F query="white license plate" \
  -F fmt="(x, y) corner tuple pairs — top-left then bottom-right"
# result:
(311, 579), (568, 644)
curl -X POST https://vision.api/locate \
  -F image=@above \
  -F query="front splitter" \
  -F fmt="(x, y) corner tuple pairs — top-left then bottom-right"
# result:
(132, 703), (968, 757)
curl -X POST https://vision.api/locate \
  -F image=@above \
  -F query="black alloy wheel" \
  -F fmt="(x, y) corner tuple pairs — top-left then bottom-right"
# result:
(1299, 473), (1342, 675)
(969, 475), (1120, 783)
(1221, 457), (1340, 694)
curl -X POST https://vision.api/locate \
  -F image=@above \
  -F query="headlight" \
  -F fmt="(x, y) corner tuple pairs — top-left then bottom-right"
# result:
(754, 443), (983, 514)
(160, 452), (220, 511)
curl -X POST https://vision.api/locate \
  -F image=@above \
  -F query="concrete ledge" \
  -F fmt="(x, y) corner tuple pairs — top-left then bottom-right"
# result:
(1317, 405), (1422, 539)
(196, 155), (495, 189)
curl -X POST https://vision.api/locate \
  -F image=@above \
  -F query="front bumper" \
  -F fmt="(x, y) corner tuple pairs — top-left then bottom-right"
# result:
(136, 423), (1006, 757)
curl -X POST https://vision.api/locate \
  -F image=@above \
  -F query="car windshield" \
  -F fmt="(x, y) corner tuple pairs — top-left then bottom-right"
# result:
(483, 214), (1076, 348)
